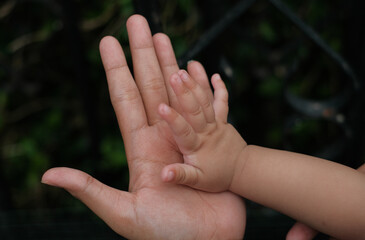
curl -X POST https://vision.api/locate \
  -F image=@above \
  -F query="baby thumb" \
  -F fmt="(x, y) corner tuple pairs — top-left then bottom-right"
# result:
(162, 163), (201, 187)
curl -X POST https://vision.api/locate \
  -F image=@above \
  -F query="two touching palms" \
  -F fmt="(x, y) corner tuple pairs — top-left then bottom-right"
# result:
(42, 15), (246, 240)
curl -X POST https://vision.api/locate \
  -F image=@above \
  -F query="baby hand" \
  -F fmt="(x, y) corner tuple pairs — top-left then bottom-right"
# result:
(159, 66), (247, 192)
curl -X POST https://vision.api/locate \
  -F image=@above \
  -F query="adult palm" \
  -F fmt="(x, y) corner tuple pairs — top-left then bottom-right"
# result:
(42, 15), (246, 240)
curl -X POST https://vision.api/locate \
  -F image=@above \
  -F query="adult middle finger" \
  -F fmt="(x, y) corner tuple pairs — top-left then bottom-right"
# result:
(127, 15), (169, 125)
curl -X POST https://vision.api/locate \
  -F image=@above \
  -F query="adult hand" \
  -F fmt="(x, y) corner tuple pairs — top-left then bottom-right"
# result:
(42, 15), (246, 239)
(286, 163), (365, 240)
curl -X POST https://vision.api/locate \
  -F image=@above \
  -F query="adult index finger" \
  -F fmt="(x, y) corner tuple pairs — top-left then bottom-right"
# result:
(100, 36), (148, 146)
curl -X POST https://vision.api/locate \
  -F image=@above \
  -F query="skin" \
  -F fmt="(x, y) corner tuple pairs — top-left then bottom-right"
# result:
(41, 15), (246, 240)
(159, 72), (247, 192)
(160, 69), (365, 239)
(286, 163), (365, 240)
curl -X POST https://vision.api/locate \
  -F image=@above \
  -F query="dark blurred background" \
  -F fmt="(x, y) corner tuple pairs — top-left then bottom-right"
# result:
(0, 0), (364, 239)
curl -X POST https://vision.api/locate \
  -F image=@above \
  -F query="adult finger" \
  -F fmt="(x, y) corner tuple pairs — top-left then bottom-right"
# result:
(127, 15), (169, 125)
(100, 36), (148, 150)
(187, 61), (214, 102)
(42, 168), (136, 239)
(286, 222), (318, 240)
(153, 33), (183, 113)
(178, 69), (215, 123)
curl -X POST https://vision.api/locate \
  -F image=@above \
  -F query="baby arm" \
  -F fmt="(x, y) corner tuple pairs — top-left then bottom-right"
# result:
(159, 67), (365, 240)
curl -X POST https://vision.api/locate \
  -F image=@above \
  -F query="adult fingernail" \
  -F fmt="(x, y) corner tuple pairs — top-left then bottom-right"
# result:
(212, 73), (221, 82)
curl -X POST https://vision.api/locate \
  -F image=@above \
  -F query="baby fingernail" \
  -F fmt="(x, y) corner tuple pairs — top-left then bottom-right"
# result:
(160, 104), (170, 114)
(179, 70), (189, 81)
(167, 171), (175, 181)
(173, 73), (183, 85)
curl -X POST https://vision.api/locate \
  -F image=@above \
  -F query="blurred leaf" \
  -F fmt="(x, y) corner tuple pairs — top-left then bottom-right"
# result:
(266, 127), (282, 146)
(119, 0), (133, 16)
(258, 21), (276, 42)
(177, 0), (193, 13)
(100, 135), (127, 170)
(172, 37), (188, 57)
(258, 76), (282, 97)
(0, 90), (6, 129)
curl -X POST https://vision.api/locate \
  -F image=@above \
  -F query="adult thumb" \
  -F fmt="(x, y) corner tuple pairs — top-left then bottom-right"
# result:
(42, 167), (136, 238)
(162, 163), (202, 187)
